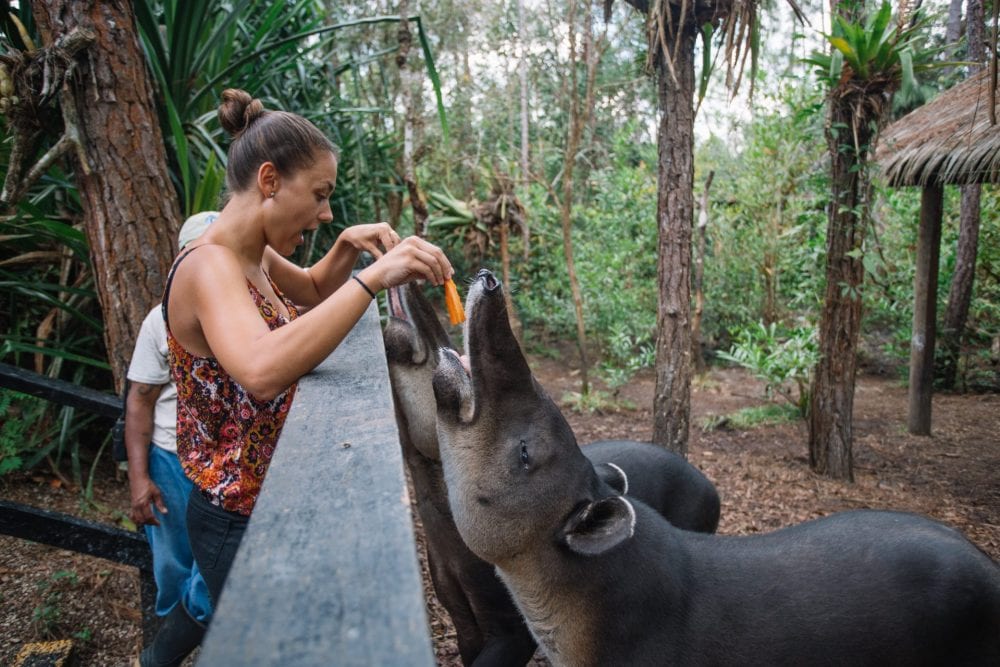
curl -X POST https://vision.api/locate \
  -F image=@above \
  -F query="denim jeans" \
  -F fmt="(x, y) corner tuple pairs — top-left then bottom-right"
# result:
(145, 446), (213, 623)
(185, 486), (249, 609)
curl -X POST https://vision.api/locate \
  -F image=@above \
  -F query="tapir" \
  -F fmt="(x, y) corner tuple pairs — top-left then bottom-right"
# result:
(433, 268), (1000, 667)
(383, 282), (719, 666)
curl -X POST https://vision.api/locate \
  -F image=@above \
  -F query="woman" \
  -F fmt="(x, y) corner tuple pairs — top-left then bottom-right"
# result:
(161, 89), (452, 630)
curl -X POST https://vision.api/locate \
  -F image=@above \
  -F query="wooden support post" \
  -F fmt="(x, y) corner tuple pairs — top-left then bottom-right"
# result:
(196, 301), (434, 666)
(908, 184), (943, 435)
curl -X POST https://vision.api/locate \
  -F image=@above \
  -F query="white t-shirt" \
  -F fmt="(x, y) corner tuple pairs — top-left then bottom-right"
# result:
(126, 306), (178, 453)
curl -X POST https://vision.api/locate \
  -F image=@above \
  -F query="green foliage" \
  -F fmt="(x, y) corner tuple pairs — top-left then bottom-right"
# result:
(716, 321), (819, 418)
(700, 403), (801, 432)
(0, 207), (106, 371)
(0, 389), (36, 475)
(133, 1), (452, 271)
(31, 569), (79, 639)
(865, 184), (1000, 387)
(560, 388), (635, 414)
(505, 128), (658, 379)
(599, 323), (656, 392)
(696, 82), (829, 346)
(802, 1), (944, 94)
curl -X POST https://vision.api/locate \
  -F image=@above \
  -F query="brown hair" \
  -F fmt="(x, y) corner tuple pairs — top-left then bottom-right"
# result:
(218, 88), (337, 193)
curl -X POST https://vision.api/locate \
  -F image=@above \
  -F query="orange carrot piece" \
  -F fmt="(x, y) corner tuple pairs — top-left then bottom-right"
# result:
(444, 279), (465, 325)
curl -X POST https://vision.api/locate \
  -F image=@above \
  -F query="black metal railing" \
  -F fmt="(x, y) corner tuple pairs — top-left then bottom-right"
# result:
(0, 362), (159, 644)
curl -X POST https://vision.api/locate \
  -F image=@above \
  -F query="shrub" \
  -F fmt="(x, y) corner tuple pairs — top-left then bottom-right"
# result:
(716, 321), (819, 418)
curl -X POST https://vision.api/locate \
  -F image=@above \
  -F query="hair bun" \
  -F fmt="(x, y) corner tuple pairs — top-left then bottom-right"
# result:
(219, 88), (265, 137)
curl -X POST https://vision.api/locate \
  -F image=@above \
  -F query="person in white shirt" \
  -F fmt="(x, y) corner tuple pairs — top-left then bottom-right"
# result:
(128, 212), (216, 667)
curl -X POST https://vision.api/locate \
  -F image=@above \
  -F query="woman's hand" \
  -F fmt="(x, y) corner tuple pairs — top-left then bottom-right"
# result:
(336, 222), (401, 259)
(359, 236), (453, 291)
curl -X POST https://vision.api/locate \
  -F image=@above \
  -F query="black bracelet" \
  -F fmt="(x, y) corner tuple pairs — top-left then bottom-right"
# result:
(353, 275), (377, 299)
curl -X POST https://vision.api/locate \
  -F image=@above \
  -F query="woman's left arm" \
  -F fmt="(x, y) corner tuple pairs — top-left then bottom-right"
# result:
(263, 223), (401, 307)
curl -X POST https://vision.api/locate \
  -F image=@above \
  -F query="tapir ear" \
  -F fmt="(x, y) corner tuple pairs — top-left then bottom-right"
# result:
(382, 318), (416, 364)
(593, 462), (628, 495)
(561, 496), (635, 556)
(432, 348), (475, 423)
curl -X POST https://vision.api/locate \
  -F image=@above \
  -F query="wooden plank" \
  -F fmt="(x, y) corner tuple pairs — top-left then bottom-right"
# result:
(0, 362), (121, 419)
(197, 300), (434, 667)
(908, 185), (943, 435)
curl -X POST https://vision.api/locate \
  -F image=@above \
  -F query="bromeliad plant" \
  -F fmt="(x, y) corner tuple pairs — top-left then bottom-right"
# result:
(802, 0), (947, 144)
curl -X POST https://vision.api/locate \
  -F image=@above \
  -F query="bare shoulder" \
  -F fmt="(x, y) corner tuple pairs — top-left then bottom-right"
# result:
(171, 244), (245, 294)
(167, 244), (257, 356)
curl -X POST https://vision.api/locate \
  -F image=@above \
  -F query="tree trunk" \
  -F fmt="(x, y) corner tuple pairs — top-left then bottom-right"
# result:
(651, 25), (697, 456)
(397, 1), (428, 237)
(498, 220), (517, 336)
(939, 0), (985, 389)
(946, 0), (965, 59)
(518, 0), (531, 259)
(557, 0), (595, 395)
(808, 92), (876, 482)
(32, 0), (181, 392)
(691, 170), (713, 374)
(909, 186), (943, 435)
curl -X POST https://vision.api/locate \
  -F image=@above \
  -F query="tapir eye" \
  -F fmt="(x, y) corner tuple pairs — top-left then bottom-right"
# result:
(519, 440), (530, 469)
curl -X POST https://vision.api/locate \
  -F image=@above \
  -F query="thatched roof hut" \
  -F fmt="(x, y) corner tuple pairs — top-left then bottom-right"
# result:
(877, 69), (999, 187)
(874, 69), (997, 436)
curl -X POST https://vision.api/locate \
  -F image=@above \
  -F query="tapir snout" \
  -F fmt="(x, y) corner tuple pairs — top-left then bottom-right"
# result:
(433, 270), (625, 566)
(384, 283), (453, 460)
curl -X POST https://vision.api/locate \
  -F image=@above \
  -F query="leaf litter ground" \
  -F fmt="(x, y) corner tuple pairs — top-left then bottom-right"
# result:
(1, 363), (997, 666)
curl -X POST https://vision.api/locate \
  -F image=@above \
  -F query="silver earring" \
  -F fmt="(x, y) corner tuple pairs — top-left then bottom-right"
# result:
(269, 191), (276, 198)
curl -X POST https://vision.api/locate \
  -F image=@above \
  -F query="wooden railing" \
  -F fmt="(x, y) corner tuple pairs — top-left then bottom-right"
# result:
(196, 300), (435, 666)
(0, 362), (159, 644)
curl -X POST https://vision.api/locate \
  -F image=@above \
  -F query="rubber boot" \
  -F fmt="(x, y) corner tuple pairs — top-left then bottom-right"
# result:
(139, 602), (206, 667)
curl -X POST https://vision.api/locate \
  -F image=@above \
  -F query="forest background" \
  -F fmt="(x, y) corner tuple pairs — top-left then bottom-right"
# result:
(0, 0), (997, 495)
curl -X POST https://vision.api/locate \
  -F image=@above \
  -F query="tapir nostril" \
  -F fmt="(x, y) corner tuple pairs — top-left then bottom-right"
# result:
(479, 270), (499, 292)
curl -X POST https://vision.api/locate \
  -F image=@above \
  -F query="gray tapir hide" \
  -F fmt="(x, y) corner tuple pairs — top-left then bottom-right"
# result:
(583, 440), (718, 534)
(383, 282), (720, 666)
(385, 283), (536, 667)
(433, 268), (1000, 667)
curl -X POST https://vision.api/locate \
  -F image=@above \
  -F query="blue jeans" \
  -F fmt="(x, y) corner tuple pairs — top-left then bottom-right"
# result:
(146, 446), (213, 623)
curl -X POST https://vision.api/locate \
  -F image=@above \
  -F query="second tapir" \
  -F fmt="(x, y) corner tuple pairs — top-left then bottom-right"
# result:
(433, 269), (1000, 667)
(383, 282), (719, 666)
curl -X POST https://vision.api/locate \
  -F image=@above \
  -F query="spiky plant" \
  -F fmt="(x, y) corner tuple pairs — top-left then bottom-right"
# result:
(802, 1), (947, 153)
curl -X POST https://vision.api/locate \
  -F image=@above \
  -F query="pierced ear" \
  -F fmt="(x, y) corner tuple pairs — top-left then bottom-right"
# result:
(257, 161), (279, 198)
(594, 462), (628, 495)
(561, 496), (635, 556)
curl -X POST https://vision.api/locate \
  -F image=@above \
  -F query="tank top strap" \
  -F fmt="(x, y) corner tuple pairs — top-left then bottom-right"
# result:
(162, 244), (213, 333)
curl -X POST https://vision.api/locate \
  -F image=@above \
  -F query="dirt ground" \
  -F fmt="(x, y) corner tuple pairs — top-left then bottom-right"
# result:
(1, 359), (998, 666)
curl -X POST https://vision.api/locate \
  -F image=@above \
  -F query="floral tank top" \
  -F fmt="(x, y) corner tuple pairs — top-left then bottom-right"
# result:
(164, 251), (299, 516)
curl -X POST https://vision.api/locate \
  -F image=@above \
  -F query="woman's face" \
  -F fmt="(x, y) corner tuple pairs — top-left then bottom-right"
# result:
(268, 150), (338, 256)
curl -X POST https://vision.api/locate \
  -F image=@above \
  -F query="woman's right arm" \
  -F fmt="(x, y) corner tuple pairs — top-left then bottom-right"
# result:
(171, 238), (451, 402)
